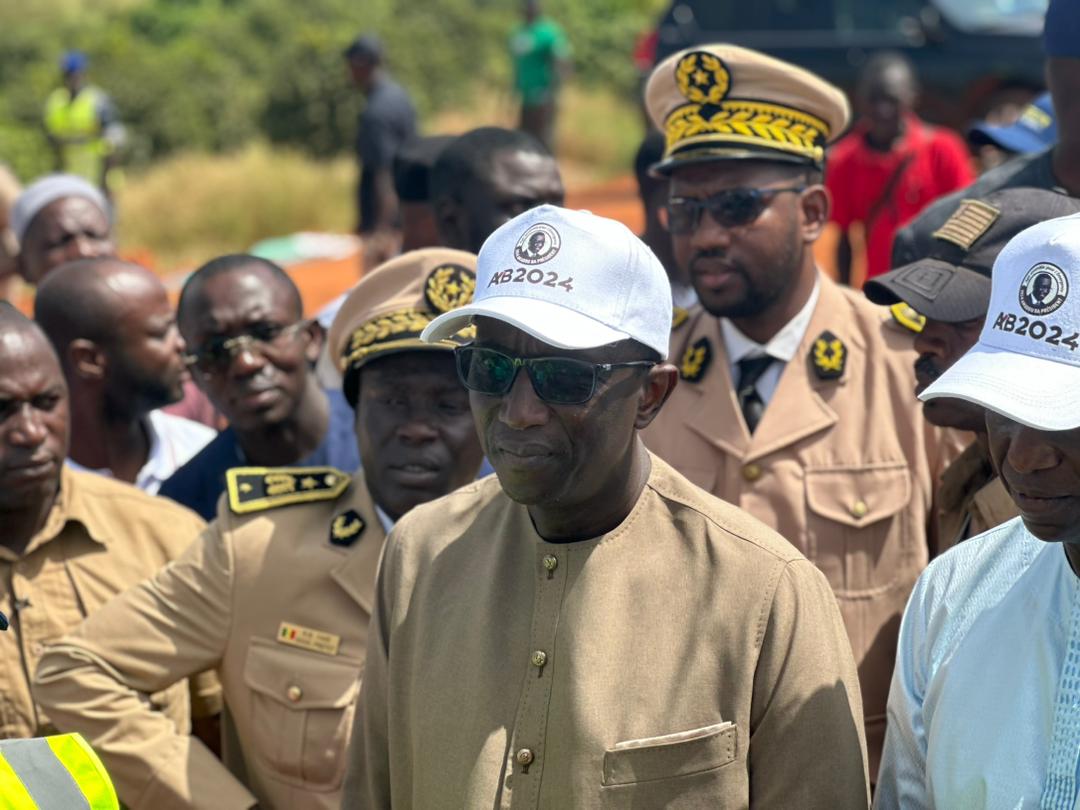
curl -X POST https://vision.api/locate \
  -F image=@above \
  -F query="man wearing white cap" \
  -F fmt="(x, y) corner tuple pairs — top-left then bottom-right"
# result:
(344, 205), (869, 808)
(876, 213), (1080, 808)
(11, 173), (113, 286)
(639, 44), (954, 774)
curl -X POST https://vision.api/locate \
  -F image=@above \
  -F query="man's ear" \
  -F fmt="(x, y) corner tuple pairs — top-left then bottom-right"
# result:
(433, 196), (467, 251)
(69, 339), (106, 381)
(799, 184), (830, 243)
(635, 363), (679, 430)
(303, 319), (325, 365)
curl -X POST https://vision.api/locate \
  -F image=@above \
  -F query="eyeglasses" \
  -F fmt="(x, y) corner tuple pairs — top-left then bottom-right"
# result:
(185, 320), (310, 374)
(455, 346), (655, 405)
(665, 186), (806, 234)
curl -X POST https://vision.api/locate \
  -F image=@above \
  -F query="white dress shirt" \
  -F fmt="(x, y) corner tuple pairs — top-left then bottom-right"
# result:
(67, 410), (215, 495)
(877, 516), (1080, 809)
(719, 279), (820, 405)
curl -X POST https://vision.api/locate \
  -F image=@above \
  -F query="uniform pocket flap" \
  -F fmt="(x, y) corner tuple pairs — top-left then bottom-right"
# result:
(603, 722), (737, 787)
(243, 637), (361, 711)
(805, 463), (911, 528)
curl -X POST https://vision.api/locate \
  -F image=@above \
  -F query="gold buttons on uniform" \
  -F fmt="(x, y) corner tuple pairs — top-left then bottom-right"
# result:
(542, 555), (558, 572)
(516, 748), (534, 767)
(742, 463), (762, 482)
(850, 500), (868, 519)
(531, 650), (547, 668)
(286, 685), (303, 702)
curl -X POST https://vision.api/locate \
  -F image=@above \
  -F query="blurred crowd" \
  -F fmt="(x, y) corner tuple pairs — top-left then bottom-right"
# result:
(1, 0), (1080, 808)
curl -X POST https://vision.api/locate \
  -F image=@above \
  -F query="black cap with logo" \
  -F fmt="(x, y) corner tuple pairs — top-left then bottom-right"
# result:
(866, 188), (1080, 323)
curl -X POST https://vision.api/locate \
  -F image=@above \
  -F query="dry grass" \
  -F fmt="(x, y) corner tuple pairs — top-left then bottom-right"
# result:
(115, 83), (644, 272)
(115, 142), (354, 271)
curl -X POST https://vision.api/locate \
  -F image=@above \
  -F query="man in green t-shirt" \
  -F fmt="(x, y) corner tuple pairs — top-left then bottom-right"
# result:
(509, 0), (570, 151)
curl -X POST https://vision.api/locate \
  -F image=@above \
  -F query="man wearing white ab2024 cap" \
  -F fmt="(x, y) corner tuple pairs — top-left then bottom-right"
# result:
(344, 204), (869, 808)
(877, 213), (1080, 809)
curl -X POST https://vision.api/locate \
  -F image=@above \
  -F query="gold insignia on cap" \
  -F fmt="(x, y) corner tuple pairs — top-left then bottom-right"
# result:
(889, 302), (925, 334)
(810, 331), (846, 380)
(344, 307), (476, 367)
(932, 199), (1001, 250)
(424, 263), (476, 314)
(672, 306), (690, 331)
(227, 466), (351, 514)
(679, 337), (712, 382)
(676, 51), (731, 106)
(330, 509), (366, 547)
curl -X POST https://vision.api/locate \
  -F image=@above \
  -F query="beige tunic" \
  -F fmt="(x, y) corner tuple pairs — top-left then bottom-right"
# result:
(936, 439), (1018, 552)
(345, 453), (869, 809)
(0, 466), (210, 739)
(642, 274), (957, 776)
(34, 470), (386, 810)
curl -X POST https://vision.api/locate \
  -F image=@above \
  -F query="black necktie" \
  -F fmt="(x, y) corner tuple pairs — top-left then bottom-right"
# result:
(736, 356), (775, 434)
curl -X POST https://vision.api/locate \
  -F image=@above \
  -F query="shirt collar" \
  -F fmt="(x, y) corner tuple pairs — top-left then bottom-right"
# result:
(1, 466), (107, 561)
(375, 505), (395, 535)
(720, 277), (821, 364)
(64, 415), (162, 489)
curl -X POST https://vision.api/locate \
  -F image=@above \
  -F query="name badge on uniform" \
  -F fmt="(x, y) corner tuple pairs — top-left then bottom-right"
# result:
(277, 622), (341, 656)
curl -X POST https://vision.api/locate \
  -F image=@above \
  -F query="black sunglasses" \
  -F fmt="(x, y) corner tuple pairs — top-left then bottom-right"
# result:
(185, 320), (309, 374)
(666, 186), (806, 234)
(455, 346), (655, 405)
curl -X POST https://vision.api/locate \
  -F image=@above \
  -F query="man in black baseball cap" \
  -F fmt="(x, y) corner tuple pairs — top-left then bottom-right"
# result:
(866, 187), (1080, 549)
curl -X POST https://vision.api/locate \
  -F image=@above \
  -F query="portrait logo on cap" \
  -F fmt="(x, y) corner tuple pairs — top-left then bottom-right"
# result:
(514, 223), (561, 265)
(676, 51), (731, 106)
(1018, 262), (1068, 317)
(424, 263), (476, 314)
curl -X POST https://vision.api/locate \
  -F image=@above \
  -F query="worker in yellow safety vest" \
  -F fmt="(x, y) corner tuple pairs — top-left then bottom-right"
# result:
(42, 52), (125, 194)
(0, 610), (118, 810)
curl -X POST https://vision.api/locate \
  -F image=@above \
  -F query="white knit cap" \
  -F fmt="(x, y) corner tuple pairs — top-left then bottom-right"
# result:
(421, 205), (673, 359)
(11, 174), (109, 245)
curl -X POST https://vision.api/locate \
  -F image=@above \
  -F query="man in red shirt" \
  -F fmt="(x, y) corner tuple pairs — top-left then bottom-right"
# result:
(826, 51), (974, 285)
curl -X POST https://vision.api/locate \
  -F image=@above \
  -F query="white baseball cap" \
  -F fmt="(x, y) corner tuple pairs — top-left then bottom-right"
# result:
(921, 212), (1080, 430)
(421, 205), (673, 359)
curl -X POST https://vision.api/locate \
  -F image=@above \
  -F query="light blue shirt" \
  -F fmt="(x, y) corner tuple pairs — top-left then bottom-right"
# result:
(876, 516), (1080, 809)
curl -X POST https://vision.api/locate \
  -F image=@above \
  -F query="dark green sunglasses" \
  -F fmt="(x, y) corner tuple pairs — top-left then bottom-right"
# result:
(455, 346), (655, 405)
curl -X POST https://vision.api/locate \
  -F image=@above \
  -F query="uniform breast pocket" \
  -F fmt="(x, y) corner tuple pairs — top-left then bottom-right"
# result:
(242, 637), (362, 791)
(600, 722), (741, 809)
(804, 462), (915, 594)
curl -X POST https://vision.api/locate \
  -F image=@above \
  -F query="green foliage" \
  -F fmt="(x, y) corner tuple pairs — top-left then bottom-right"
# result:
(0, 0), (666, 181)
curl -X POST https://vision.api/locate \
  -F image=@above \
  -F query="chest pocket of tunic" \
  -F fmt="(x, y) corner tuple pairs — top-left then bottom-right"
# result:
(243, 637), (363, 791)
(600, 722), (739, 807)
(804, 462), (914, 595)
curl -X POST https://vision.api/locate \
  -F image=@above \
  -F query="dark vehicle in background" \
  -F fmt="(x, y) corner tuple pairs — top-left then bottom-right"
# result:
(649, 0), (1047, 129)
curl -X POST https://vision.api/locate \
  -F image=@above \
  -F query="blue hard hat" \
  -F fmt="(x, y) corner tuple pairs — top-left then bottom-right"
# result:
(61, 51), (88, 74)
(968, 93), (1056, 155)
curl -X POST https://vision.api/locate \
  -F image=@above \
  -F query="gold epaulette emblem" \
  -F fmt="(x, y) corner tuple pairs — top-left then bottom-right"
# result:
(672, 306), (690, 330)
(810, 330), (846, 380)
(330, 509), (366, 547)
(890, 302), (926, 334)
(227, 466), (351, 515)
(679, 336), (712, 382)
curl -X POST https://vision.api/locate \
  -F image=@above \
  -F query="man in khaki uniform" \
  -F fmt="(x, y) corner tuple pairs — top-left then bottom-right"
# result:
(0, 303), (212, 739)
(865, 188), (1080, 550)
(33, 249), (486, 809)
(639, 44), (957, 774)
(346, 205), (869, 808)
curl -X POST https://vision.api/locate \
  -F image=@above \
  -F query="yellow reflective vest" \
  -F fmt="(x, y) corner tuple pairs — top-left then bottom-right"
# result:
(0, 733), (118, 810)
(43, 86), (109, 183)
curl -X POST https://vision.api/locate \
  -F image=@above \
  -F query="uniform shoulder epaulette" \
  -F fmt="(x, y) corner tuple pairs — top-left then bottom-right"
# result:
(226, 466), (351, 515)
(889, 302), (925, 334)
(672, 306), (690, 331)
